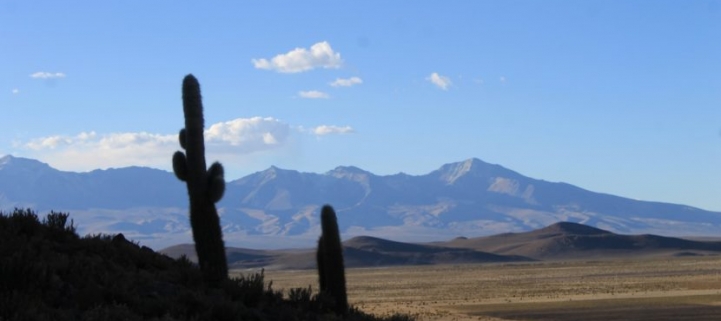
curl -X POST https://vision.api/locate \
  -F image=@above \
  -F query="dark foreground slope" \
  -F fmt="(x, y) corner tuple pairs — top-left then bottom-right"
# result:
(442, 221), (721, 260)
(0, 209), (411, 321)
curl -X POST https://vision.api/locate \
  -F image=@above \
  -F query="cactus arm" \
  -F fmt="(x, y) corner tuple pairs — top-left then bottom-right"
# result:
(172, 151), (188, 182)
(207, 162), (226, 203)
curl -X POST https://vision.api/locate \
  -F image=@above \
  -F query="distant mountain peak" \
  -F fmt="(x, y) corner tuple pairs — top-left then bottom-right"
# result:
(263, 165), (296, 174)
(257, 165), (295, 180)
(330, 165), (367, 173)
(0, 155), (11, 167)
(0, 155), (52, 171)
(436, 158), (497, 184)
(327, 165), (371, 179)
(1, 154), (20, 164)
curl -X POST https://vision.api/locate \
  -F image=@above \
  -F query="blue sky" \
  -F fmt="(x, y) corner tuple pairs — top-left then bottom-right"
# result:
(2, 1), (721, 211)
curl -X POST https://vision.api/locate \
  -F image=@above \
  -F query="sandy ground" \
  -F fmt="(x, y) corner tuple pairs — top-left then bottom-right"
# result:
(232, 256), (721, 321)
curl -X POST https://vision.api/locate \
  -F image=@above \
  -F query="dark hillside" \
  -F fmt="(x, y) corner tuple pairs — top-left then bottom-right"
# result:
(0, 209), (412, 321)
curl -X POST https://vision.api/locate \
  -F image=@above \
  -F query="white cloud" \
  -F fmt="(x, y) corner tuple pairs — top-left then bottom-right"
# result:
(20, 117), (292, 171)
(330, 77), (363, 87)
(30, 72), (66, 79)
(252, 41), (342, 73)
(426, 72), (452, 90)
(205, 117), (290, 152)
(12, 89), (19, 94)
(312, 125), (355, 136)
(299, 90), (330, 99)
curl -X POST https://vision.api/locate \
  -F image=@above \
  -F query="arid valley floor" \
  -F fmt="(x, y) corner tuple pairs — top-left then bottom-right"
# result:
(234, 256), (721, 321)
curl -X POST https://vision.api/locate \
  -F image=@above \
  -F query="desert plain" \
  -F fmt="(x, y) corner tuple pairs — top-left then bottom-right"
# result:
(233, 256), (721, 321)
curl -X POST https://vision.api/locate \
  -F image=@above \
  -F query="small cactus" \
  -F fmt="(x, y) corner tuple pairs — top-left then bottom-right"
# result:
(316, 205), (348, 315)
(172, 74), (228, 286)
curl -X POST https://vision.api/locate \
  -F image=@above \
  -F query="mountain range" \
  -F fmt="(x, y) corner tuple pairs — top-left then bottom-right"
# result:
(1, 155), (720, 249)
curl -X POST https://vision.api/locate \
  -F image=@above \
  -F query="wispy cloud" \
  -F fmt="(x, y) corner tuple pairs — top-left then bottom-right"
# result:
(299, 90), (330, 99)
(330, 77), (363, 87)
(20, 117), (292, 171)
(312, 125), (354, 136)
(500, 76), (507, 83)
(11, 89), (19, 94)
(25, 131), (104, 150)
(252, 41), (342, 73)
(426, 72), (452, 90)
(30, 72), (66, 79)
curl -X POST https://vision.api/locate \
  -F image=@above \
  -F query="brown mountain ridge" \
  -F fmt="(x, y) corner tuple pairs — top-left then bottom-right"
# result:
(438, 221), (721, 260)
(162, 235), (533, 270)
(161, 222), (721, 270)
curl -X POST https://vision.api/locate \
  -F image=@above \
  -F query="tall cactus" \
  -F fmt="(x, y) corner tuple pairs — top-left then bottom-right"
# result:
(316, 235), (327, 292)
(172, 74), (228, 286)
(316, 205), (348, 315)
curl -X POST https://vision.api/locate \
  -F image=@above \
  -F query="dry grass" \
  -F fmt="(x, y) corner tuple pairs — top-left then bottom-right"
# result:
(234, 256), (721, 320)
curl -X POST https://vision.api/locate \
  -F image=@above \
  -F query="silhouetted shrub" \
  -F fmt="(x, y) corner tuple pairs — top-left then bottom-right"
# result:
(223, 269), (268, 307)
(288, 286), (313, 305)
(43, 211), (75, 233)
